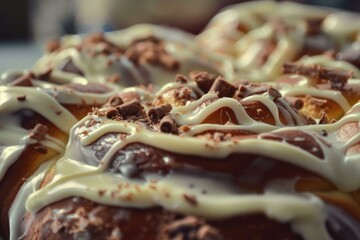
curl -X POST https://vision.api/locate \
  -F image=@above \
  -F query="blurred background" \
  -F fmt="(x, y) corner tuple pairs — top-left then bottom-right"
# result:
(0, 0), (359, 72)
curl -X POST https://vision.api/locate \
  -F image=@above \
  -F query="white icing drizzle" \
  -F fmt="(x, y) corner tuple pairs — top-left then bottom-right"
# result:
(23, 89), (360, 240)
(31, 24), (223, 89)
(0, 86), (77, 133)
(9, 158), (55, 240)
(281, 86), (352, 114)
(2, 3), (360, 240)
(198, 0), (359, 82)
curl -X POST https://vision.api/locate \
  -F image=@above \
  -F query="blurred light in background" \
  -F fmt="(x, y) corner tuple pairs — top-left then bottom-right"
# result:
(0, 0), (359, 71)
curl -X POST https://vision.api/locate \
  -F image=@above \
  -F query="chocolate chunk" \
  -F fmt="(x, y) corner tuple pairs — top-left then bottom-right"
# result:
(106, 108), (120, 119)
(209, 77), (237, 98)
(46, 39), (61, 53)
(283, 62), (352, 90)
(17, 95), (26, 101)
(116, 100), (144, 118)
(148, 104), (172, 123)
(191, 71), (217, 93)
(106, 95), (124, 107)
(9, 73), (33, 87)
(319, 113), (328, 124)
(267, 86), (282, 99)
(59, 59), (84, 76)
(160, 116), (177, 134)
(234, 82), (268, 99)
(29, 124), (49, 141)
(322, 129), (328, 136)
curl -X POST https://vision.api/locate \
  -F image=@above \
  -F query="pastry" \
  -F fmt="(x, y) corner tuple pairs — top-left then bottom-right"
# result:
(11, 72), (360, 240)
(197, 1), (360, 81)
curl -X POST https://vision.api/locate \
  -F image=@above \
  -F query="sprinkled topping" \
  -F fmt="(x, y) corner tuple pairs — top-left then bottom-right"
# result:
(319, 113), (328, 124)
(209, 77), (237, 98)
(234, 82), (268, 99)
(29, 124), (49, 141)
(17, 95), (26, 101)
(125, 36), (179, 71)
(191, 71), (217, 93)
(283, 62), (353, 90)
(148, 104), (172, 123)
(183, 193), (198, 206)
(175, 74), (189, 84)
(58, 59), (84, 76)
(106, 108), (121, 120)
(267, 86), (282, 99)
(105, 95), (124, 108)
(116, 99), (144, 118)
(160, 116), (177, 134)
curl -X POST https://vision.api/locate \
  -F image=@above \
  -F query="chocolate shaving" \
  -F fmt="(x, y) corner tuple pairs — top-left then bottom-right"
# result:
(125, 35), (179, 71)
(319, 113), (328, 124)
(321, 129), (328, 136)
(160, 116), (177, 134)
(9, 73), (33, 87)
(175, 74), (188, 84)
(307, 96), (327, 108)
(285, 97), (304, 110)
(29, 124), (49, 141)
(191, 71), (217, 93)
(267, 86), (282, 99)
(234, 82), (268, 99)
(283, 62), (352, 90)
(209, 77), (237, 98)
(148, 104), (172, 123)
(183, 194), (198, 206)
(307, 117), (316, 125)
(106, 107), (120, 119)
(106, 95), (124, 107)
(59, 59), (84, 76)
(17, 95), (26, 101)
(116, 100), (144, 118)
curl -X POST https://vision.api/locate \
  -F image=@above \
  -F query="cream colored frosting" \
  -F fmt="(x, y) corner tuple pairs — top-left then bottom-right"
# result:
(22, 84), (360, 240)
(2, 2), (360, 240)
(32, 24), (225, 88)
(197, 1), (359, 82)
